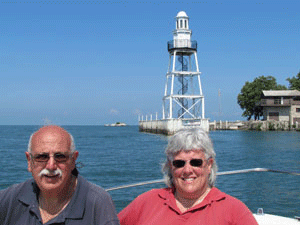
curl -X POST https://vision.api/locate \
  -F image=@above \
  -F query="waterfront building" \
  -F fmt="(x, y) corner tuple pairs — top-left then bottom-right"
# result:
(260, 90), (300, 126)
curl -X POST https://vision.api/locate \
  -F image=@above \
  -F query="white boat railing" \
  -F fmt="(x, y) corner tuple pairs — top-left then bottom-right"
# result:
(105, 167), (300, 192)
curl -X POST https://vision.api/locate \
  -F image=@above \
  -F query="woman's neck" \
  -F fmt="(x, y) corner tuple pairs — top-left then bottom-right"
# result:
(175, 187), (211, 213)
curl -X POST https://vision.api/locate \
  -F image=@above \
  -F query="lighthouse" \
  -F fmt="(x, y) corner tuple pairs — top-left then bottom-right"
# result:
(139, 11), (209, 134)
(162, 11), (208, 130)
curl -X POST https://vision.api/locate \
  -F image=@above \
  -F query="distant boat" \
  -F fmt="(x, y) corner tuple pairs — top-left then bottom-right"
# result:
(104, 122), (127, 127)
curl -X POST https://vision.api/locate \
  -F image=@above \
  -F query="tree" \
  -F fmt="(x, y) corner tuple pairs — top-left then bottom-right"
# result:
(287, 71), (300, 90)
(237, 76), (287, 120)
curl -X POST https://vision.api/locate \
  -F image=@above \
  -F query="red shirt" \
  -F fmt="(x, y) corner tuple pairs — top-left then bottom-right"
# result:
(118, 187), (258, 225)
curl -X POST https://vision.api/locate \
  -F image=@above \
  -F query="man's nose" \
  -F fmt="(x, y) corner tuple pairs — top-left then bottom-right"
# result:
(45, 155), (58, 170)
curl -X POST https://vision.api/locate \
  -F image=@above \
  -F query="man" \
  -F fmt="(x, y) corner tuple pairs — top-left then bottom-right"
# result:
(0, 125), (120, 225)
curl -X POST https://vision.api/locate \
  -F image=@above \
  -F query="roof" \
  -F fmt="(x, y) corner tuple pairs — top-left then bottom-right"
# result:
(176, 11), (188, 18)
(262, 90), (300, 97)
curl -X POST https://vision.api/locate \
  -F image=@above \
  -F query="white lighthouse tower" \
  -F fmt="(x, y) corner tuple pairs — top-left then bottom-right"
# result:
(162, 11), (208, 131)
(139, 11), (209, 134)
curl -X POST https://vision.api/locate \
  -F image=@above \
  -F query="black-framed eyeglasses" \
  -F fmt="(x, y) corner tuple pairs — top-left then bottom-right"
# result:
(172, 159), (204, 168)
(30, 153), (72, 163)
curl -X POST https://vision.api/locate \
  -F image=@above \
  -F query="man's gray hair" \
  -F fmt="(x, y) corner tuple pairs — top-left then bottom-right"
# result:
(162, 128), (218, 188)
(27, 130), (76, 153)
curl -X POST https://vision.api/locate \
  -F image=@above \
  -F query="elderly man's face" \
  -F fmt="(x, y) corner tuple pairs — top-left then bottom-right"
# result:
(25, 126), (78, 193)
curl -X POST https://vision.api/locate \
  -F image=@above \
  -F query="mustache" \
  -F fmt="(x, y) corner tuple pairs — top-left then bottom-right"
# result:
(38, 168), (62, 177)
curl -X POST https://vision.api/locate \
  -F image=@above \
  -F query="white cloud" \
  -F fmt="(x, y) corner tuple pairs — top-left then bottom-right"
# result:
(133, 109), (142, 115)
(109, 108), (119, 115)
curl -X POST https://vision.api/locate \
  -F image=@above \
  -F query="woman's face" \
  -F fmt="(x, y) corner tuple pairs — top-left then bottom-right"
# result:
(171, 150), (213, 200)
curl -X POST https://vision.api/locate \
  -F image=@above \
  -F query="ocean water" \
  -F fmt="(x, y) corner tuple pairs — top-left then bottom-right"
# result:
(0, 125), (299, 218)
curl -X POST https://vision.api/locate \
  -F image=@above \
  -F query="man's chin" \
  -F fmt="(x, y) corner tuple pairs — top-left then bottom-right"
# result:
(42, 174), (61, 183)
(37, 176), (63, 191)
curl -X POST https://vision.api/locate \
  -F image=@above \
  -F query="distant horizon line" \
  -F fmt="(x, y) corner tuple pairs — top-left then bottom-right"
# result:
(0, 124), (138, 126)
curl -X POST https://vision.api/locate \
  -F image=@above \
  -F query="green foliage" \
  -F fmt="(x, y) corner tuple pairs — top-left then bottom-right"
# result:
(256, 123), (262, 131)
(268, 122), (275, 131)
(237, 76), (287, 120)
(287, 71), (300, 90)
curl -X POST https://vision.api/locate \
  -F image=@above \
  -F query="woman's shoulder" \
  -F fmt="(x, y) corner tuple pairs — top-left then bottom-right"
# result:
(136, 188), (171, 200)
(126, 188), (173, 206)
(211, 188), (258, 224)
(119, 188), (170, 215)
(210, 187), (251, 210)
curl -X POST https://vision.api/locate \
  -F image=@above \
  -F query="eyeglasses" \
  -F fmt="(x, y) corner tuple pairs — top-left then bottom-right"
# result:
(172, 159), (204, 168)
(30, 153), (72, 163)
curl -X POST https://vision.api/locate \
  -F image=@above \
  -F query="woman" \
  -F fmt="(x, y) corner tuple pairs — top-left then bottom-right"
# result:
(118, 128), (258, 225)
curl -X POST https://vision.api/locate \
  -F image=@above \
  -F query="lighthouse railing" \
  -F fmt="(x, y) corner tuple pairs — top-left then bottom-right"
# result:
(168, 40), (197, 52)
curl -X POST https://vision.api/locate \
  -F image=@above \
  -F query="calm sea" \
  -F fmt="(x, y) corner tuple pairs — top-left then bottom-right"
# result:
(0, 125), (299, 218)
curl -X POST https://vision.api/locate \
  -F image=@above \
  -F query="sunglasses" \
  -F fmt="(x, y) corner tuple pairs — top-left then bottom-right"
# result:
(30, 153), (71, 163)
(172, 159), (204, 168)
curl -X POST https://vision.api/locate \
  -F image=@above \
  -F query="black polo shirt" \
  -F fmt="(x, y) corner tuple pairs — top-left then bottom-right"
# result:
(0, 175), (120, 225)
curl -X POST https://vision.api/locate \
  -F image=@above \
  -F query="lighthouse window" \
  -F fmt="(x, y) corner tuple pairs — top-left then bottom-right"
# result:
(185, 20), (187, 28)
(180, 20), (183, 28)
(176, 21), (178, 29)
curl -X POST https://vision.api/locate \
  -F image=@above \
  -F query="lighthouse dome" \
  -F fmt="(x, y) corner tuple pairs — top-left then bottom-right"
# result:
(176, 11), (188, 18)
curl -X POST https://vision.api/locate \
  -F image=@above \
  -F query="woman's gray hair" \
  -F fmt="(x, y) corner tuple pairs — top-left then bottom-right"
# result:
(27, 131), (76, 153)
(162, 128), (218, 188)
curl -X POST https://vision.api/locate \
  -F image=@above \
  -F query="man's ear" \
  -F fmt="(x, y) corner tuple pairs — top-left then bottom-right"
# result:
(71, 151), (79, 169)
(72, 151), (79, 161)
(25, 152), (32, 172)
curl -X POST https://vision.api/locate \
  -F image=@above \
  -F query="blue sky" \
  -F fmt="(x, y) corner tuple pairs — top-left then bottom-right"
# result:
(0, 0), (299, 125)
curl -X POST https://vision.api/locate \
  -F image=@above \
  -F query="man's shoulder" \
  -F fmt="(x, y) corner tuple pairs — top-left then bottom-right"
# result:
(78, 175), (106, 192)
(78, 175), (111, 200)
(0, 179), (33, 195)
(0, 179), (33, 204)
(75, 176), (119, 225)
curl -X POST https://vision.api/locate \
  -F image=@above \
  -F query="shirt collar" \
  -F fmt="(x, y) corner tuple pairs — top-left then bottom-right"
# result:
(17, 179), (41, 221)
(17, 178), (39, 207)
(17, 175), (87, 222)
(158, 187), (226, 213)
(63, 175), (85, 219)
